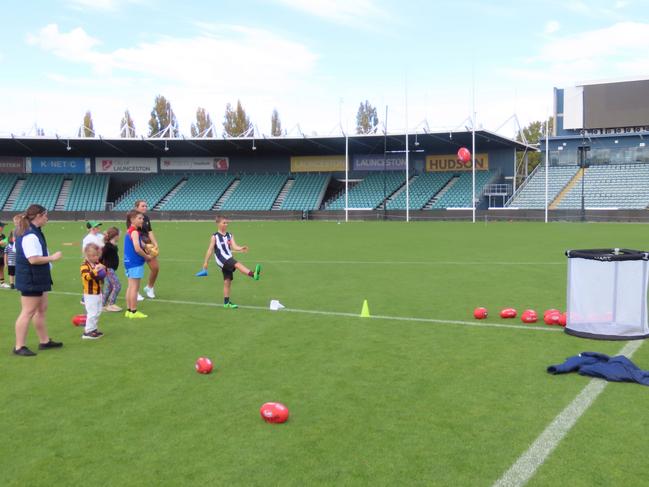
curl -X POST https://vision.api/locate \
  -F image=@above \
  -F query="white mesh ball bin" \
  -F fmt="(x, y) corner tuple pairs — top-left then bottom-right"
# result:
(565, 249), (649, 340)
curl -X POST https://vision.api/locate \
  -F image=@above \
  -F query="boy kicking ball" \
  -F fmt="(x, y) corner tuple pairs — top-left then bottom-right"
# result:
(202, 215), (261, 308)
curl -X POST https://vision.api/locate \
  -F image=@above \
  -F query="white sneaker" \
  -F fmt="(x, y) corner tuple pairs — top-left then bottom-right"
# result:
(144, 286), (156, 299)
(0, 283), (10, 288)
(137, 293), (145, 301)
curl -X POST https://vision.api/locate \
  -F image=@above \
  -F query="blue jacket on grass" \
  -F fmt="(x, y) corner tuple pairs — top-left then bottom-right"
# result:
(548, 352), (649, 386)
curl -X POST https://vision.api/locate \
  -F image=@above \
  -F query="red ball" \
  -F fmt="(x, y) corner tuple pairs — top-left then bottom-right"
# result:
(195, 357), (213, 374)
(500, 308), (517, 319)
(260, 402), (289, 424)
(71, 314), (86, 326)
(457, 147), (471, 163)
(543, 310), (561, 325)
(473, 307), (488, 319)
(521, 309), (538, 323)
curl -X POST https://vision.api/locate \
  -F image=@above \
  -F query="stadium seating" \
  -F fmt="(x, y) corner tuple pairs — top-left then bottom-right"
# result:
(557, 164), (649, 209)
(326, 172), (405, 209)
(65, 175), (109, 211)
(507, 165), (579, 208)
(0, 174), (18, 209)
(13, 174), (64, 211)
(114, 175), (183, 211)
(430, 171), (496, 208)
(160, 174), (236, 211)
(221, 173), (288, 211)
(387, 173), (453, 209)
(280, 173), (330, 211)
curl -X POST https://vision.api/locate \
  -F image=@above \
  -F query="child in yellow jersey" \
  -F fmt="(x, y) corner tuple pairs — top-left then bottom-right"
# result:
(80, 243), (106, 339)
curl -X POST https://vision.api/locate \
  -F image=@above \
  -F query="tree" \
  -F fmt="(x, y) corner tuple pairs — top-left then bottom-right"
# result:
(223, 100), (252, 137)
(191, 107), (214, 137)
(271, 109), (282, 136)
(148, 95), (179, 137)
(355, 100), (379, 134)
(120, 110), (136, 138)
(516, 117), (554, 178)
(78, 110), (94, 137)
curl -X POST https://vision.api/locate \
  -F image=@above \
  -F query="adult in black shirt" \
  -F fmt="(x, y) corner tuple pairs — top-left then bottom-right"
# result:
(134, 200), (159, 298)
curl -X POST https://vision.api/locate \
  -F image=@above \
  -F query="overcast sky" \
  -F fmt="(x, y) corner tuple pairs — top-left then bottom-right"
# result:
(1, 0), (647, 139)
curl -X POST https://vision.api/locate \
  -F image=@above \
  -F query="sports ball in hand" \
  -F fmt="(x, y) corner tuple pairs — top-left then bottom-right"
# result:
(260, 402), (289, 424)
(473, 307), (488, 319)
(72, 314), (86, 326)
(95, 267), (107, 279)
(145, 243), (159, 257)
(195, 357), (213, 374)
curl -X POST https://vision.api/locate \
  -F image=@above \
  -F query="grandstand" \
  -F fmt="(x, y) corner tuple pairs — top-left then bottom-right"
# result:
(557, 164), (649, 209)
(387, 173), (453, 210)
(326, 172), (405, 209)
(12, 174), (64, 211)
(159, 174), (236, 211)
(65, 175), (110, 211)
(221, 174), (288, 211)
(507, 165), (579, 209)
(280, 173), (330, 211)
(430, 171), (497, 209)
(0, 174), (18, 210)
(114, 175), (183, 211)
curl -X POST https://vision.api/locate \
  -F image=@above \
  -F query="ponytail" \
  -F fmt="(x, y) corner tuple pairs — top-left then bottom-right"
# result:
(14, 204), (47, 237)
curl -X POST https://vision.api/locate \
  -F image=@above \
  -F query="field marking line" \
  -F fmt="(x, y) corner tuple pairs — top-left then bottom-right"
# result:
(46, 291), (562, 333)
(492, 340), (643, 487)
(59, 258), (565, 266)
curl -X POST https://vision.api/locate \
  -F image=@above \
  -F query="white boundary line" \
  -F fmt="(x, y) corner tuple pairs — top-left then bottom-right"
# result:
(492, 340), (643, 487)
(58, 257), (565, 266)
(47, 291), (562, 333)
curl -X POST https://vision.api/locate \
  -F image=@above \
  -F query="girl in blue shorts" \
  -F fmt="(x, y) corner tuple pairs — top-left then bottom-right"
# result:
(123, 210), (151, 319)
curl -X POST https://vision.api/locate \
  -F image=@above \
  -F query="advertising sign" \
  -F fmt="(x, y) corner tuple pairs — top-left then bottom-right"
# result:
(291, 155), (346, 172)
(95, 157), (158, 173)
(29, 157), (89, 174)
(426, 153), (489, 172)
(0, 156), (25, 173)
(160, 157), (229, 171)
(353, 155), (406, 171)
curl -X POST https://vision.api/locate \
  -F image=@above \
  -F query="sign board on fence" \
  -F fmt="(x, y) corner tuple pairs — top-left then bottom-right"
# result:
(426, 153), (489, 172)
(160, 157), (229, 171)
(0, 156), (25, 173)
(28, 157), (90, 174)
(291, 155), (346, 172)
(353, 155), (406, 171)
(95, 157), (158, 173)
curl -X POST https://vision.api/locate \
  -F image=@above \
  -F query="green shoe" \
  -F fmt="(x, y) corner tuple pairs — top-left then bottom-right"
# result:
(253, 264), (262, 281)
(224, 302), (239, 309)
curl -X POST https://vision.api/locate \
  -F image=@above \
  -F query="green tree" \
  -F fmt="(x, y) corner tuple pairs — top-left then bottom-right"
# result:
(120, 110), (136, 138)
(223, 100), (252, 137)
(355, 100), (379, 134)
(191, 107), (214, 137)
(78, 110), (94, 137)
(271, 109), (282, 136)
(148, 95), (179, 137)
(516, 117), (554, 178)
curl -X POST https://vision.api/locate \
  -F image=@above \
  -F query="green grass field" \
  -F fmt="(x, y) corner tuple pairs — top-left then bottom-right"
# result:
(1, 220), (649, 486)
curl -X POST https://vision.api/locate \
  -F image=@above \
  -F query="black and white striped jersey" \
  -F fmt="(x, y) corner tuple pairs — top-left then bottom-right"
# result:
(213, 232), (233, 267)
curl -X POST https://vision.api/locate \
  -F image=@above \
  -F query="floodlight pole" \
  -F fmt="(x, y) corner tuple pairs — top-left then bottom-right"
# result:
(405, 79), (410, 223)
(345, 134), (349, 222)
(471, 68), (476, 223)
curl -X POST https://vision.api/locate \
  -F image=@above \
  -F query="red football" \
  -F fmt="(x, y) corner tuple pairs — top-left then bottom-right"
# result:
(543, 311), (561, 325)
(71, 314), (86, 326)
(195, 357), (213, 374)
(260, 402), (289, 424)
(521, 309), (538, 323)
(457, 147), (471, 163)
(500, 308), (517, 319)
(473, 307), (488, 319)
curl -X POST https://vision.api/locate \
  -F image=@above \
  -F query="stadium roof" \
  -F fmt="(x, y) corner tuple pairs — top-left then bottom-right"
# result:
(0, 130), (535, 158)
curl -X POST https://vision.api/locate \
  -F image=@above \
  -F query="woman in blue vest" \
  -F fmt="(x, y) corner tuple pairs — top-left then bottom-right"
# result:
(13, 204), (63, 356)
